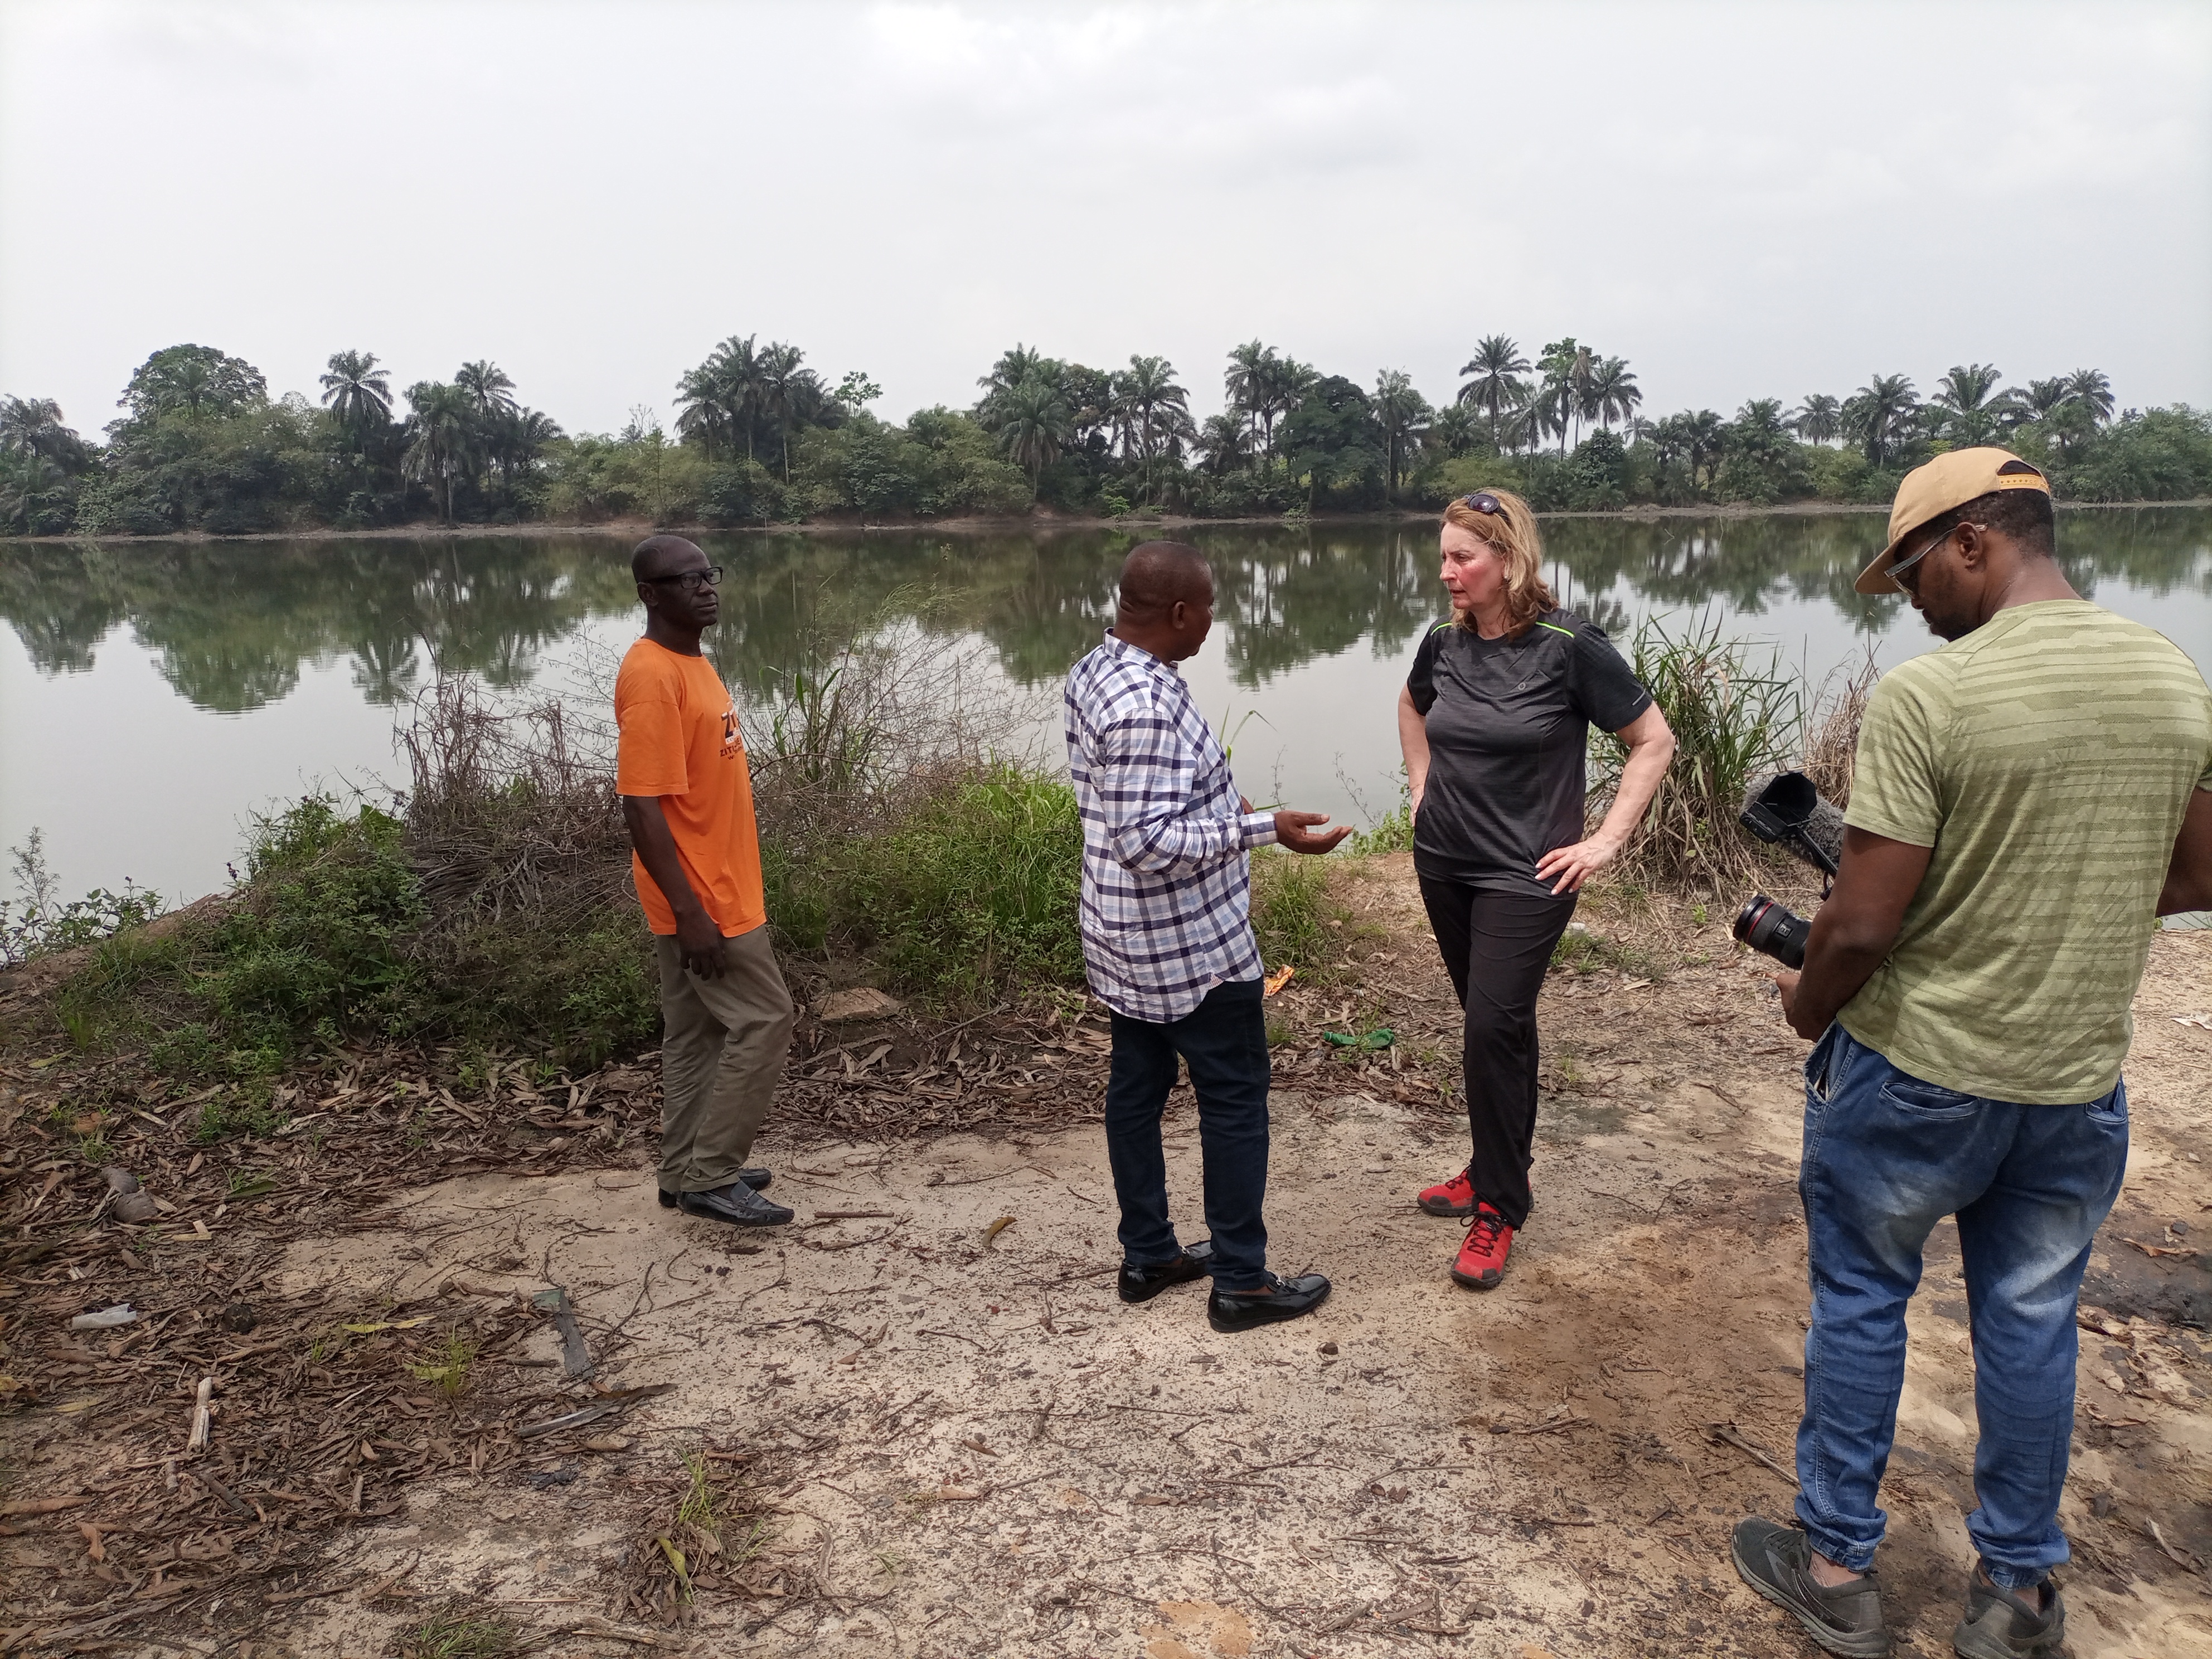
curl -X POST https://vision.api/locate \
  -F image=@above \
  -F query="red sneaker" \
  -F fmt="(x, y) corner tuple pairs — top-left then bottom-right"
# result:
(1418, 1169), (1476, 1217)
(1451, 1204), (1515, 1290)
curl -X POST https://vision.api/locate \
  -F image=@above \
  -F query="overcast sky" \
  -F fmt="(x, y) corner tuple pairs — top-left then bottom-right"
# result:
(3, 0), (2208, 439)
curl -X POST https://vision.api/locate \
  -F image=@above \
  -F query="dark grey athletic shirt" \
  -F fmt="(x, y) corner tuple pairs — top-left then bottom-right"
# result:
(1406, 608), (1653, 897)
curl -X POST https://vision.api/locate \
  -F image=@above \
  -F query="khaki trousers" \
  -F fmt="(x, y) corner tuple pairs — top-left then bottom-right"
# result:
(653, 927), (795, 1195)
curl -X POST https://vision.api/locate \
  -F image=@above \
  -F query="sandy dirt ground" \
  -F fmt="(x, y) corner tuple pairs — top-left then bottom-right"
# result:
(8, 856), (2209, 1657)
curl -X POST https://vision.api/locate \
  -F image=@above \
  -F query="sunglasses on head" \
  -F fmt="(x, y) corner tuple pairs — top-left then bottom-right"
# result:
(1461, 492), (1506, 517)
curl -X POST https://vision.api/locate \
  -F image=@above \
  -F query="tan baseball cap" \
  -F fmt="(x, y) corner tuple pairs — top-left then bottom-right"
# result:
(1854, 447), (2053, 595)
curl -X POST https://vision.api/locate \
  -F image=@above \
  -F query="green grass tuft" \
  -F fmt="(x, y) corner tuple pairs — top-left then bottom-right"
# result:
(1250, 850), (1354, 983)
(406, 1331), (479, 1398)
(394, 1609), (519, 1659)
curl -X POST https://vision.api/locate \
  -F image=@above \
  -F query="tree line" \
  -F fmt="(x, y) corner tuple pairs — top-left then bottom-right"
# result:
(3, 335), (2207, 537)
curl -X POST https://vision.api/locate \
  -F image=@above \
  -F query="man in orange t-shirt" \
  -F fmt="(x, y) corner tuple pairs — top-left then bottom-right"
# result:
(615, 535), (795, 1227)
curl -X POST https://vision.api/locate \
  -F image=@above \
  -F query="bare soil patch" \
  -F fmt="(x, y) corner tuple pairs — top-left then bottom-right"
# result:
(4, 855), (2207, 1657)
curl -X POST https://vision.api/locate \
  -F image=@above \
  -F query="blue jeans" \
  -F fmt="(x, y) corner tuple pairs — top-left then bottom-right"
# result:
(1794, 1024), (2128, 1589)
(1104, 979), (1271, 1292)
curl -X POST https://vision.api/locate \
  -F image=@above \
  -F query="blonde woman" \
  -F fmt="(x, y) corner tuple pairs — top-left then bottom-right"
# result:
(1397, 489), (1675, 1290)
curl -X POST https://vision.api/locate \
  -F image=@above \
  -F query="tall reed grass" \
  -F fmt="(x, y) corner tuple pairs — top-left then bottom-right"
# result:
(1591, 612), (1802, 891)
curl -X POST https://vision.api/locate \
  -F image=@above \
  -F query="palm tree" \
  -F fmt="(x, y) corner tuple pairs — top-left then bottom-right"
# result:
(1455, 335), (1530, 448)
(707, 334), (768, 459)
(0, 450), (67, 533)
(487, 407), (562, 488)
(402, 381), (481, 523)
(1736, 399), (1790, 436)
(1224, 340), (1275, 453)
(0, 396), (90, 471)
(673, 363), (730, 457)
(1932, 363), (2007, 445)
(996, 376), (1074, 502)
(758, 341), (812, 481)
(165, 356), (216, 419)
(1427, 402), (1479, 459)
(1587, 356), (1641, 431)
(2021, 378), (2071, 420)
(1531, 379), (1573, 453)
(1790, 394), (1841, 446)
(1194, 412), (1250, 477)
(1371, 370), (1430, 501)
(1535, 339), (1583, 453)
(1843, 373), (1918, 464)
(455, 361), (518, 424)
(318, 351), (392, 429)
(1255, 355), (1315, 468)
(2064, 368), (2114, 424)
(1682, 409), (1726, 489)
(1109, 356), (1192, 499)
(977, 344), (1057, 431)
(1569, 346), (1600, 445)
(1500, 395), (1546, 454)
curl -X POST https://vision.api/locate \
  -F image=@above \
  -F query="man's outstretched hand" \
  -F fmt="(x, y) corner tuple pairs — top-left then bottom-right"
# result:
(1274, 809), (1352, 855)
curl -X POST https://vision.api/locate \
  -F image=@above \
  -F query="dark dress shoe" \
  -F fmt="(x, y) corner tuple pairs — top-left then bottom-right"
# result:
(677, 1181), (793, 1227)
(1207, 1271), (1331, 1333)
(658, 1168), (771, 1207)
(1118, 1239), (1216, 1304)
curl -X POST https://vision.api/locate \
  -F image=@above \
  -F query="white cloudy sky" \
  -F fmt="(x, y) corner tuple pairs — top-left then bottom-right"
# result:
(3, 0), (2208, 437)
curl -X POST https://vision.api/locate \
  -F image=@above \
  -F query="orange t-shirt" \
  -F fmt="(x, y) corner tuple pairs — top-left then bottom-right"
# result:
(613, 639), (767, 938)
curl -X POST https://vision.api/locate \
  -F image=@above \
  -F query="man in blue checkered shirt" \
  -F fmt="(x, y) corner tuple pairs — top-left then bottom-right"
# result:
(1065, 542), (1349, 1333)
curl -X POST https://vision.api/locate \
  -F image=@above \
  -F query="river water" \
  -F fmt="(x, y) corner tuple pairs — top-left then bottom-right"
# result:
(4, 508), (2210, 906)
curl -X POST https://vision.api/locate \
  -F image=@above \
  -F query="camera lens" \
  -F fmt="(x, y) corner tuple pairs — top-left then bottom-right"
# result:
(1734, 893), (1810, 969)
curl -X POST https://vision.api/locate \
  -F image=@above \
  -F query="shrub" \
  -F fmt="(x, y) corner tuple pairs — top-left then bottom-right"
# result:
(1592, 612), (1801, 890)
(838, 765), (1084, 1006)
(2, 828), (166, 967)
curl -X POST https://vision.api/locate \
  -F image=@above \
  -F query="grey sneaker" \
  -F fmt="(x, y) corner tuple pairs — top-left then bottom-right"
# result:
(1731, 1516), (1890, 1658)
(1953, 1569), (2064, 1659)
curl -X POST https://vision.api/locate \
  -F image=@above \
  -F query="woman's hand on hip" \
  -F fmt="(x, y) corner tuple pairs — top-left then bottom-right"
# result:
(1534, 834), (1621, 895)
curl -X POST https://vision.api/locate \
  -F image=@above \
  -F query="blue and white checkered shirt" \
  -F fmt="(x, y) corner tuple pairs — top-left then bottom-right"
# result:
(1064, 633), (1279, 1023)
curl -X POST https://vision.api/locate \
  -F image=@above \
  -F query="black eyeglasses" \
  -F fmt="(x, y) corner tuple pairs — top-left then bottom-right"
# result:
(1461, 492), (1506, 516)
(642, 566), (724, 592)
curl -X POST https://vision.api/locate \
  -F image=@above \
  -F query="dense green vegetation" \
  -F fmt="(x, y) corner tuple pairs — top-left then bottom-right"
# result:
(22, 765), (1358, 1084)
(5, 338), (2206, 537)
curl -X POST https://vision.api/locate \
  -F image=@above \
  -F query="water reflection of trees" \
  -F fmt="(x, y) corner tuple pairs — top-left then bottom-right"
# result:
(3, 509), (2205, 715)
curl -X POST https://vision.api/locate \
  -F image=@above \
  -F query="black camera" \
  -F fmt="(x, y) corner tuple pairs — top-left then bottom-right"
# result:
(1733, 771), (1845, 969)
(1734, 893), (1811, 969)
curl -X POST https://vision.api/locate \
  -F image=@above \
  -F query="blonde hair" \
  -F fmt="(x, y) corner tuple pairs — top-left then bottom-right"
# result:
(1441, 487), (1555, 637)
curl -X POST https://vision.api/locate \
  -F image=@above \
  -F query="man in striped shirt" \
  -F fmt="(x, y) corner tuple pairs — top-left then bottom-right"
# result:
(1064, 541), (1349, 1333)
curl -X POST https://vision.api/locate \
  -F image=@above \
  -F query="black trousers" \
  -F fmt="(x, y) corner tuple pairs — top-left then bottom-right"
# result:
(1103, 979), (1272, 1292)
(1417, 875), (1578, 1230)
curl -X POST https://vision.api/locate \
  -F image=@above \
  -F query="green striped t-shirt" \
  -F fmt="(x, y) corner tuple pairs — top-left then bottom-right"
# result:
(1839, 600), (2212, 1103)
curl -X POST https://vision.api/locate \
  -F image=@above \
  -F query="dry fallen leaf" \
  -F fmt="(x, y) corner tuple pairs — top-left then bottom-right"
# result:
(983, 1215), (1015, 1247)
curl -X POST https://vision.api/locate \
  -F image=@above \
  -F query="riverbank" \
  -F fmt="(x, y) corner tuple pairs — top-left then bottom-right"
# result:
(12, 496), (2210, 545)
(3, 856), (2205, 1656)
